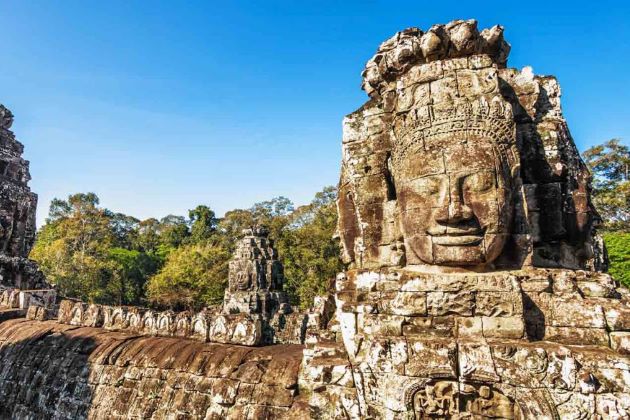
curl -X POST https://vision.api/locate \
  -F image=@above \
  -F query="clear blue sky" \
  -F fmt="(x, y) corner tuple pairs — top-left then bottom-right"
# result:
(2, 0), (628, 226)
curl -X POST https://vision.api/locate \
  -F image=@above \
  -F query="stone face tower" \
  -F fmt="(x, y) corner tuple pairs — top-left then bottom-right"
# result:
(295, 20), (630, 419)
(337, 20), (602, 272)
(223, 227), (289, 317)
(0, 105), (47, 289)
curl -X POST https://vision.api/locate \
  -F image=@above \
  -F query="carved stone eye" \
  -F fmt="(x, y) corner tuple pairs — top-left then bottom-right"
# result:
(464, 171), (494, 193)
(411, 176), (444, 195)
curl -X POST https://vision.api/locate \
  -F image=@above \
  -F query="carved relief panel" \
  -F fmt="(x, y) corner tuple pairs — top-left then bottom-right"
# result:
(407, 381), (522, 419)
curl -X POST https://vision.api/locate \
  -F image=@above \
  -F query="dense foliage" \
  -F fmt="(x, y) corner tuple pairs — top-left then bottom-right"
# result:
(31, 187), (342, 310)
(584, 139), (630, 286)
(583, 139), (630, 232)
(603, 232), (630, 287)
(146, 244), (230, 310)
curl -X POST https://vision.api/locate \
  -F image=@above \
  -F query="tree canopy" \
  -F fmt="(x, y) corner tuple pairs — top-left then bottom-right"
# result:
(146, 243), (229, 311)
(31, 187), (343, 310)
(603, 232), (630, 287)
(583, 139), (630, 231)
(584, 139), (630, 287)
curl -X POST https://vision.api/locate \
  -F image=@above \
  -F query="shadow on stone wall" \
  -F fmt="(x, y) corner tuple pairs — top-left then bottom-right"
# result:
(499, 77), (596, 269)
(0, 319), (95, 419)
(0, 318), (304, 419)
(522, 293), (546, 341)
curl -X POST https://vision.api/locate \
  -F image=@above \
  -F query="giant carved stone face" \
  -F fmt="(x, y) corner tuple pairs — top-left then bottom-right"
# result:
(395, 133), (514, 267)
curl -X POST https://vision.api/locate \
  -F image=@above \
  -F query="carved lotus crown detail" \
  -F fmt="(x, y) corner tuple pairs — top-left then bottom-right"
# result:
(391, 95), (517, 167)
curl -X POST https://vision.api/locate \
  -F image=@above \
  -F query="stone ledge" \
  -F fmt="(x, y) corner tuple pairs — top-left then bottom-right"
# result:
(0, 288), (56, 310)
(57, 300), (265, 346)
(0, 318), (304, 419)
(0, 308), (26, 322)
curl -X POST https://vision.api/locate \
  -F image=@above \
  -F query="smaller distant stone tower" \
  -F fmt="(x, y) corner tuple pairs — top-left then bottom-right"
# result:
(0, 105), (48, 289)
(223, 227), (289, 317)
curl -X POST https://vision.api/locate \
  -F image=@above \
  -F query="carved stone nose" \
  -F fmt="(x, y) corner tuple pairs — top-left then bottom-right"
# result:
(435, 177), (474, 224)
(447, 200), (473, 223)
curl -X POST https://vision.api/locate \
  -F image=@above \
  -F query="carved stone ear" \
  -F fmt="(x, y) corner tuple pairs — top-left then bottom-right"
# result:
(511, 163), (521, 179)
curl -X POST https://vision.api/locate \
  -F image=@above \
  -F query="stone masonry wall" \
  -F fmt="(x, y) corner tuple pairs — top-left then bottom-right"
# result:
(297, 268), (630, 418)
(0, 318), (303, 419)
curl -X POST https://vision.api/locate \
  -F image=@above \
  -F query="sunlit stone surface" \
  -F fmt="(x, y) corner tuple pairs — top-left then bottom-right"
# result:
(0, 20), (628, 419)
(295, 19), (630, 419)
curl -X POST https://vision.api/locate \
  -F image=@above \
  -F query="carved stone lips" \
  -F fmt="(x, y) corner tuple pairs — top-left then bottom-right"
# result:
(431, 230), (484, 246)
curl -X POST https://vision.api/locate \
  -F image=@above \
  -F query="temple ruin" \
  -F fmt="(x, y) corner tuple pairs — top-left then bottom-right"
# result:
(0, 19), (628, 419)
(0, 103), (54, 321)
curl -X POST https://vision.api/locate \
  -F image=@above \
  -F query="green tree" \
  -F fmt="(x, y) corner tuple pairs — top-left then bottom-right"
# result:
(583, 139), (630, 231)
(158, 215), (190, 248)
(32, 193), (165, 305)
(188, 205), (218, 244)
(31, 193), (117, 302)
(214, 197), (294, 252)
(217, 209), (255, 251)
(134, 218), (161, 253)
(146, 243), (230, 311)
(603, 232), (630, 287)
(583, 139), (630, 289)
(251, 196), (294, 245)
(276, 186), (342, 309)
(106, 248), (159, 305)
(109, 212), (140, 249)
(251, 196), (294, 222)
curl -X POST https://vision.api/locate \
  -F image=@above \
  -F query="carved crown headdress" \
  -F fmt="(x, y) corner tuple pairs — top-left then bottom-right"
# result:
(391, 95), (518, 168)
(364, 21), (519, 170)
(361, 20), (511, 98)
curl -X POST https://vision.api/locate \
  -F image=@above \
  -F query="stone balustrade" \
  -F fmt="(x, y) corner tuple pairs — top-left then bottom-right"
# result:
(57, 300), (264, 346)
(0, 287), (56, 310)
(55, 299), (325, 346)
